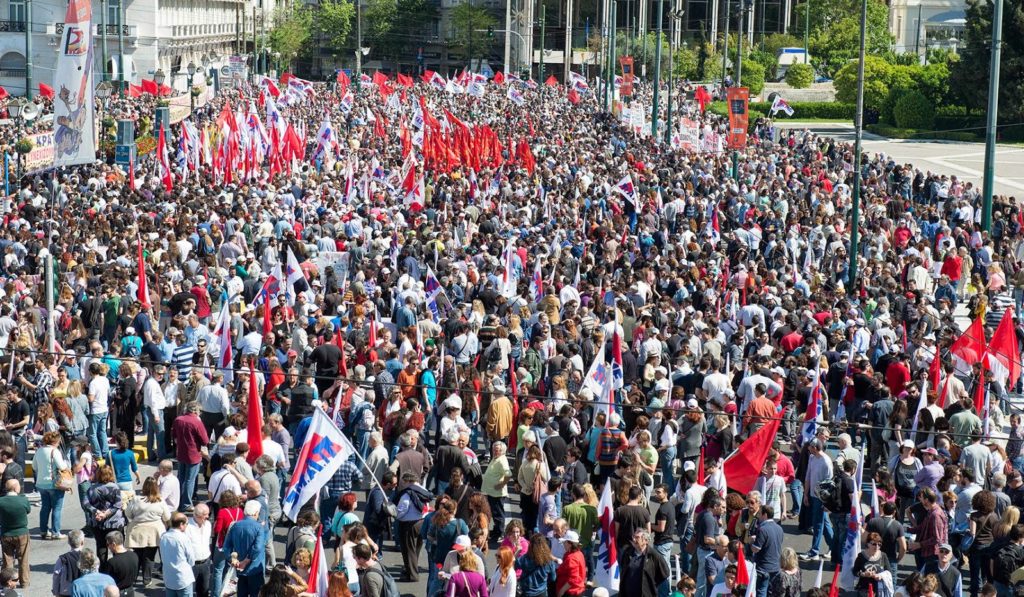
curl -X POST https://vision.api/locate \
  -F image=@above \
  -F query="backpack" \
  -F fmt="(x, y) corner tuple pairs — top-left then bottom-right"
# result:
(363, 565), (400, 597)
(817, 472), (844, 513)
(53, 549), (82, 596)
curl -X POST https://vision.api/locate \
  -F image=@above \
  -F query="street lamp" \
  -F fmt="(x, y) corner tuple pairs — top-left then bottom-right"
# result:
(665, 11), (684, 145)
(154, 68), (166, 88)
(187, 61), (197, 112)
(95, 81), (113, 155)
(735, 0), (752, 87)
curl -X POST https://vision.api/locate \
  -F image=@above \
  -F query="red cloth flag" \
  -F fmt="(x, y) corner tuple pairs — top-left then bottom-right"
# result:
(736, 542), (750, 587)
(723, 407), (783, 494)
(396, 73), (414, 87)
(158, 84), (172, 97)
(930, 346), (945, 406)
(368, 313), (377, 349)
(336, 70), (350, 87)
(545, 75), (558, 87)
(695, 86), (712, 111)
(336, 328), (348, 378)
(0, 86), (9, 100)
(974, 362), (988, 415)
(141, 78), (158, 95)
(157, 123), (173, 192)
(128, 153), (136, 190)
(307, 528), (329, 596)
(262, 291), (272, 339)
(987, 307), (1020, 388)
(827, 566), (841, 597)
(493, 71), (505, 85)
(280, 72), (294, 86)
(246, 361), (265, 465)
(697, 446), (706, 485)
(127, 84), (143, 98)
(567, 89), (581, 104)
(951, 317), (986, 366)
(38, 83), (55, 99)
(136, 235), (149, 309)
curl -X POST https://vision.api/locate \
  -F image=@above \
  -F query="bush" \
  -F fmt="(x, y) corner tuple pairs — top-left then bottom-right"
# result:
(893, 90), (936, 130)
(749, 50), (778, 81)
(834, 56), (912, 111)
(866, 124), (977, 142)
(785, 63), (814, 88)
(708, 100), (855, 119)
(739, 60), (766, 96)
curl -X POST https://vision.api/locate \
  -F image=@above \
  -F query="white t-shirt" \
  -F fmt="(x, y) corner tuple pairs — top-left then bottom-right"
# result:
(88, 376), (110, 415)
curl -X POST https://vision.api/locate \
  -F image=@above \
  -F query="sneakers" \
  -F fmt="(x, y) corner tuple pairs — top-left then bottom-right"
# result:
(50, 533), (67, 541)
(799, 553), (820, 562)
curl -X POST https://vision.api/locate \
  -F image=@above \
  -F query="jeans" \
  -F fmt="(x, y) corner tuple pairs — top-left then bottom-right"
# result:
(583, 545), (595, 581)
(656, 542), (673, 597)
(427, 557), (442, 597)
(165, 589), (194, 597)
(696, 547), (712, 597)
(660, 447), (677, 491)
(89, 413), (109, 459)
(144, 407), (164, 461)
(756, 569), (778, 597)
(13, 433), (25, 468)
(808, 496), (834, 556)
(210, 549), (228, 597)
(319, 493), (342, 544)
(178, 461), (201, 511)
(970, 548), (988, 597)
(789, 479), (803, 517)
(829, 512), (849, 564)
(39, 487), (65, 536)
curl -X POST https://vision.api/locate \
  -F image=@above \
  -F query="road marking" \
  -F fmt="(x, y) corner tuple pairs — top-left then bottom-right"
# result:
(926, 157), (1024, 192)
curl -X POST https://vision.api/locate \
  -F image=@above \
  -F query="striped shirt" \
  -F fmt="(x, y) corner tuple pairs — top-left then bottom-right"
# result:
(172, 343), (196, 377)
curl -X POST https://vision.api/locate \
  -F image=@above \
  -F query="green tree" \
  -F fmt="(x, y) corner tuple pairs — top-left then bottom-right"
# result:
(794, 0), (891, 77)
(761, 32), (803, 56)
(317, 0), (356, 54)
(834, 55), (914, 111)
(950, 0), (1024, 120)
(785, 62), (814, 87)
(894, 90), (936, 129)
(739, 60), (766, 94)
(268, 6), (314, 69)
(449, 3), (497, 67)
(364, 0), (397, 49)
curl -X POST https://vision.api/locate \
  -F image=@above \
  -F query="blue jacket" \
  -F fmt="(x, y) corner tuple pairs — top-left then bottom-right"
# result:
(221, 517), (265, 576)
(516, 555), (557, 597)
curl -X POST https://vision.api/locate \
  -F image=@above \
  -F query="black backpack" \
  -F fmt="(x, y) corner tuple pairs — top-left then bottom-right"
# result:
(363, 565), (400, 597)
(817, 471), (844, 513)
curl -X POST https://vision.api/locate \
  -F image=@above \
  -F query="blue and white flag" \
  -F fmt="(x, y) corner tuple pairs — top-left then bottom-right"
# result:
(282, 409), (356, 521)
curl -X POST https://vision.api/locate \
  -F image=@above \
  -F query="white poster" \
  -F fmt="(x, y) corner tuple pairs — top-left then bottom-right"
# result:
(52, 0), (96, 167)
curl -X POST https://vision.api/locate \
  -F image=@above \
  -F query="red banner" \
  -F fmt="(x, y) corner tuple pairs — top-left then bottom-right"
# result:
(619, 56), (634, 97)
(726, 86), (749, 149)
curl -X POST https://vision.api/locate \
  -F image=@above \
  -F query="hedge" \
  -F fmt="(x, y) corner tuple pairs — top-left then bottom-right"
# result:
(785, 63), (815, 89)
(707, 101), (856, 120)
(865, 124), (978, 142)
(893, 91), (936, 130)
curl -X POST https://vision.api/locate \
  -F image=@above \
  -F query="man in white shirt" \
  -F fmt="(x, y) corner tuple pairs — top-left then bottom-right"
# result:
(143, 365), (167, 462)
(157, 460), (181, 511)
(196, 372), (231, 438)
(185, 504), (213, 597)
(208, 453), (246, 503)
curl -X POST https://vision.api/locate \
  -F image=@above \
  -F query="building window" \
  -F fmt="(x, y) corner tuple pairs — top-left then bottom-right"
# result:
(686, 0), (708, 31)
(0, 52), (26, 77)
(9, 0), (25, 24)
(108, 0), (122, 26)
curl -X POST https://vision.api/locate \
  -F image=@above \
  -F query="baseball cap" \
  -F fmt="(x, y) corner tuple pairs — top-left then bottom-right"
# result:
(901, 439), (915, 450)
(561, 530), (581, 544)
(922, 447), (939, 456)
(938, 543), (952, 553)
(686, 398), (700, 409)
(453, 535), (471, 551)
(683, 461), (696, 472)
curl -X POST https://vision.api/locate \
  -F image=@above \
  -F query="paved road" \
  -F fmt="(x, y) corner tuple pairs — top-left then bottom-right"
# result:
(20, 457), (915, 596)
(779, 122), (1024, 197)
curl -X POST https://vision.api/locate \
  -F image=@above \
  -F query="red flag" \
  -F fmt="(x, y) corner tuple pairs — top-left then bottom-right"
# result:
(280, 72), (294, 86)
(335, 328), (348, 378)
(493, 71), (506, 85)
(545, 75), (558, 87)
(136, 236), (149, 309)
(567, 89), (581, 104)
(697, 446), (706, 485)
(974, 362), (988, 415)
(157, 123), (173, 192)
(368, 314), (377, 349)
(867, 583), (875, 597)
(695, 86), (712, 112)
(0, 86), (9, 100)
(827, 566), (841, 597)
(246, 361), (265, 465)
(38, 83), (54, 99)
(128, 153), (136, 190)
(930, 346), (945, 406)
(396, 73), (414, 87)
(987, 307), (1020, 388)
(141, 78), (158, 95)
(951, 317), (986, 366)
(307, 525), (329, 596)
(336, 70), (350, 87)
(158, 84), (172, 97)
(262, 291), (272, 339)
(127, 84), (143, 98)
(736, 543), (750, 587)
(722, 408), (783, 494)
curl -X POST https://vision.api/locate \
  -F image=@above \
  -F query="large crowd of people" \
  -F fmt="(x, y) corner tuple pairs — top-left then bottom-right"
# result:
(0, 69), (1013, 597)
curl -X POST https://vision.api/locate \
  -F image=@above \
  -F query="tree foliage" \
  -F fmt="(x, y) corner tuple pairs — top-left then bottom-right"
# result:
(950, 0), (1024, 120)
(762, 33), (803, 57)
(893, 90), (936, 129)
(317, 0), (356, 54)
(739, 60), (766, 94)
(794, 0), (891, 77)
(268, 6), (314, 67)
(785, 62), (814, 87)
(372, 0), (439, 62)
(449, 3), (497, 60)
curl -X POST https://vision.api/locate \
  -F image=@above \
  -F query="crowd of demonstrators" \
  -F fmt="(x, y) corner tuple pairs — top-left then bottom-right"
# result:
(0, 67), (1008, 597)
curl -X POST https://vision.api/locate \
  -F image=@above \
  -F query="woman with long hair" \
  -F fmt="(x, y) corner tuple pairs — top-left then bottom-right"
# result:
(125, 476), (171, 587)
(327, 571), (353, 597)
(211, 490), (246, 597)
(33, 430), (70, 540)
(767, 547), (802, 597)
(424, 497), (468, 597)
(517, 444), (549, 533)
(258, 563), (309, 597)
(516, 533), (558, 597)
(109, 431), (140, 491)
(993, 506), (1020, 541)
(489, 545), (518, 597)
(556, 531), (587, 597)
(445, 549), (489, 597)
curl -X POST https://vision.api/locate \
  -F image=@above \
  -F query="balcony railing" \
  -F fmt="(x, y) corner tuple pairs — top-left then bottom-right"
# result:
(0, 20), (26, 33)
(54, 23), (137, 37)
(0, 69), (25, 77)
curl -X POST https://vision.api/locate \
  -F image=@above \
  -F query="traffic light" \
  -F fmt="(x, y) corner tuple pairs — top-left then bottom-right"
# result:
(487, 26), (494, 38)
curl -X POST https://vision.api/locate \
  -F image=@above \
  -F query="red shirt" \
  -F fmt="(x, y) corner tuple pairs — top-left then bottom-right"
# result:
(780, 331), (803, 353)
(556, 550), (587, 596)
(172, 413), (210, 465)
(886, 361), (911, 396)
(775, 454), (796, 484)
(941, 256), (964, 281)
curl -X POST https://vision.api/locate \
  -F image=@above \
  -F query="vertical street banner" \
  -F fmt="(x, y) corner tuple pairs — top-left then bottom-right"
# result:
(726, 86), (749, 150)
(619, 56), (634, 97)
(53, 0), (96, 167)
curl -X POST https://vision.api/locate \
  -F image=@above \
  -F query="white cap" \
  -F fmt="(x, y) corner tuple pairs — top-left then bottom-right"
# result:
(683, 461), (696, 472)
(244, 501), (262, 517)
(453, 535), (472, 551)
(223, 426), (238, 437)
(561, 530), (581, 543)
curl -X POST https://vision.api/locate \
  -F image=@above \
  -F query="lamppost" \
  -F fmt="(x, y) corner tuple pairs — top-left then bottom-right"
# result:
(981, 0), (1004, 231)
(848, 0), (868, 284)
(153, 68), (166, 131)
(186, 61), (197, 112)
(665, 22), (684, 145)
(721, 0), (731, 88)
(735, 0), (752, 86)
(273, 51), (281, 77)
(651, 0), (664, 138)
(95, 81), (113, 155)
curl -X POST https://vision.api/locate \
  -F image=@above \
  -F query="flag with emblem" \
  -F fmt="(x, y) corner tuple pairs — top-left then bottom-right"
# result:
(282, 408), (357, 521)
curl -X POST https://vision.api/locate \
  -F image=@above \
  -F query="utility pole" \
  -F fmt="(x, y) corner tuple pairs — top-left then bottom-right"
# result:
(24, 0), (32, 99)
(914, 3), (922, 57)
(609, 1), (616, 109)
(505, 0), (512, 73)
(721, 0), (730, 87)
(236, 4), (240, 55)
(468, 0), (474, 70)
(849, 0), (867, 285)
(252, 5), (257, 79)
(651, 0), (663, 138)
(981, 0), (1003, 231)
(803, 0), (809, 63)
(539, 3), (546, 80)
(117, 0), (125, 92)
(736, 3), (743, 86)
(101, 0), (108, 82)
(357, 0), (363, 75)
(565, 0), (574, 81)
